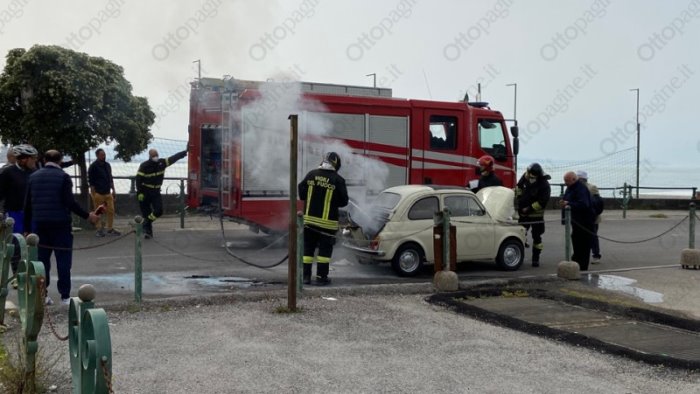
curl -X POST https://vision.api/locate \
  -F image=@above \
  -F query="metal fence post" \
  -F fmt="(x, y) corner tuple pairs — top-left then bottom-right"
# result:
(690, 202), (696, 250)
(297, 212), (304, 292)
(129, 176), (136, 195)
(17, 233), (45, 394)
(179, 179), (186, 229)
(622, 182), (628, 219)
(0, 217), (13, 326)
(134, 216), (143, 303)
(564, 206), (572, 261)
(442, 208), (450, 271)
(69, 284), (112, 393)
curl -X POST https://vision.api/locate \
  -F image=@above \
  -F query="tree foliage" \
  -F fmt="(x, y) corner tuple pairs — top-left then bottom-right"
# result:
(0, 45), (155, 197)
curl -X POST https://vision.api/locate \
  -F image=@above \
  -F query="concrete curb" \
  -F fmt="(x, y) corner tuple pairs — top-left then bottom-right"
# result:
(427, 286), (700, 370)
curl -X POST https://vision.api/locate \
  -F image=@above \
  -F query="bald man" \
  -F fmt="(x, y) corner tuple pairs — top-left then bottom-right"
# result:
(559, 171), (596, 271)
(135, 147), (187, 239)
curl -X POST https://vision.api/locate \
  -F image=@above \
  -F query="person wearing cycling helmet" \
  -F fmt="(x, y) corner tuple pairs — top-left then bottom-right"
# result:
(0, 144), (39, 283)
(516, 162), (551, 267)
(470, 154), (502, 193)
(298, 152), (349, 286)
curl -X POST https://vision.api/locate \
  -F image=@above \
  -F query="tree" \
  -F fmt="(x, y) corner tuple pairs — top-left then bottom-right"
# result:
(0, 45), (155, 200)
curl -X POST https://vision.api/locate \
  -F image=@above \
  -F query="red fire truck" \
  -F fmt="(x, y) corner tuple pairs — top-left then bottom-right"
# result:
(187, 77), (519, 233)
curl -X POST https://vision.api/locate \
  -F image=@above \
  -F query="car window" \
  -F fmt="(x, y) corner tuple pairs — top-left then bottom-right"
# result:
(408, 196), (439, 220)
(445, 195), (485, 217)
(467, 196), (485, 216)
(444, 195), (470, 217)
(373, 192), (401, 210)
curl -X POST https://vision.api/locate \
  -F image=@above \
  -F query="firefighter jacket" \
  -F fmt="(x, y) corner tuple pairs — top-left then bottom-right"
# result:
(136, 150), (187, 193)
(516, 174), (551, 218)
(472, 172), (502, 193)
(298, 167), (349, 231)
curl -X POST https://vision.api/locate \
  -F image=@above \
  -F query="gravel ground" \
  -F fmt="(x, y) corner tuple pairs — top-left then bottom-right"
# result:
(15, 293), (700, 393)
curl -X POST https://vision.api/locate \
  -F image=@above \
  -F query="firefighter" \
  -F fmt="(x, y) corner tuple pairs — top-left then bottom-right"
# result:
(471, 154), (502, 193)
(298, 152), (349, 286)
(136, 148), (187, 239)
(516, 162), (551, 267)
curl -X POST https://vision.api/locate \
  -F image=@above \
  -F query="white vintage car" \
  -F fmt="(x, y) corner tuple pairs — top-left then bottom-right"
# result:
(342, 185), (526, 276)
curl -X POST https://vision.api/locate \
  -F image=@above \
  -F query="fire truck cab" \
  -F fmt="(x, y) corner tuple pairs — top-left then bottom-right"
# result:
(187, 77), (518, 233)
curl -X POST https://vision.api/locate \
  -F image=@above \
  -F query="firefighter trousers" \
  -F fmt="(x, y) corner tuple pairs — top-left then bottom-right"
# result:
(138, 190), (163, 234)
(302, 225), (336, 278)
(520, 217), (545, 262)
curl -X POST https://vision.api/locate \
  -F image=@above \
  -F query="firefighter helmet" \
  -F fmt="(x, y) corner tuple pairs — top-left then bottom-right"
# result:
(477, 155), (494, 171)
(12, 144), (38, 158)
(527, 162), (544, 178)
(324, 152), (341, 171)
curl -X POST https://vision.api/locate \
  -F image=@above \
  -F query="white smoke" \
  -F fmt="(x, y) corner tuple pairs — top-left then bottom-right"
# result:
(236, 74), (390, 231)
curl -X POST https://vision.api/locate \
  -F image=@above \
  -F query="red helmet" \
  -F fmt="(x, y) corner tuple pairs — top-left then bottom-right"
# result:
(478, 155), (495, 171)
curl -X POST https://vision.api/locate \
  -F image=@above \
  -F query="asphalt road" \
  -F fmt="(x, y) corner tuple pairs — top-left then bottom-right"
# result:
(44, 209), (698, 304)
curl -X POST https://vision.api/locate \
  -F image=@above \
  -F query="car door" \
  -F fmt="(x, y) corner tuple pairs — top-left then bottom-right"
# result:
(444, 194), (495, 260)
(398, 195), (439, 262)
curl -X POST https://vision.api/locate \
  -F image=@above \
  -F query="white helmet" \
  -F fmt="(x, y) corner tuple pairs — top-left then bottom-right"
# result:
(12, 144), (38, 158)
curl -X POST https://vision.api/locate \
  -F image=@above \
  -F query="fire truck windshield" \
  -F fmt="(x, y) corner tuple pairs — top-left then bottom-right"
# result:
(478, 119), (508, 161)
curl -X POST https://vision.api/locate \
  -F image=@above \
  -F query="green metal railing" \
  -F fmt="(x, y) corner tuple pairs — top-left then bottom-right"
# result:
(69, 284), (113, 393)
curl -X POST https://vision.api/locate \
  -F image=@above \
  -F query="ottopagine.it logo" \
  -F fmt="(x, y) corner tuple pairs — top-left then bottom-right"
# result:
(248, 0), (320, 61)
(0, 0), (30, 36)
(151, 0), (223, 61)
(63, 0), (125, 50)
(637, 0), (700, 61)
(345, 0), (417, 61)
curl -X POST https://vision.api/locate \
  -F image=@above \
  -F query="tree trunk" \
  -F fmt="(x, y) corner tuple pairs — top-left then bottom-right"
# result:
(77, 151), (91, 210)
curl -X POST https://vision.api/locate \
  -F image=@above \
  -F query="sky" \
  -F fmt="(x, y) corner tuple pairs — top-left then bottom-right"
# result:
(1, 0), (699, 187)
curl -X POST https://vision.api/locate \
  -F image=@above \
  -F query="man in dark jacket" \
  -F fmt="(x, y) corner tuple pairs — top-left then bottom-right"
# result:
(298, 152), (349, 286)
(136, 148), (187, 239)
(559, 171), (596, 271)
(24, 150), (99, 305)
(516, 163), (551, 267)
(0, 144), (38, 282)
(88, 148), (119, 237)
(470, 155), (502, 193)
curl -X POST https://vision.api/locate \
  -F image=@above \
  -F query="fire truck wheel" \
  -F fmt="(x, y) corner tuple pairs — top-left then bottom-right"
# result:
(392, 243), (424, 277)
(496, 238), (524, 271)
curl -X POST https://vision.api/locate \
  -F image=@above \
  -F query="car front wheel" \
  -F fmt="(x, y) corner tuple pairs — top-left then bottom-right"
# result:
(391, 243), (424, 277)
(496, 238), (524, 271)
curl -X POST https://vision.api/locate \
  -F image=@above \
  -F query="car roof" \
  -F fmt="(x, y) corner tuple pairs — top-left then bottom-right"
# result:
(381, 184), (474, 198)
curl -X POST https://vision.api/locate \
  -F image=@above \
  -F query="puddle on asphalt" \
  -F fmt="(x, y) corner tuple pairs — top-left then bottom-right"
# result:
(582, 274), (664, 303)
(183, 275), (267, 288)
(71, 273), (273, 295)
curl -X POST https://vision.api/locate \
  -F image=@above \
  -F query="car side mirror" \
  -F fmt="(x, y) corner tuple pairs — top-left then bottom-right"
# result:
(512, 137), (519, 156)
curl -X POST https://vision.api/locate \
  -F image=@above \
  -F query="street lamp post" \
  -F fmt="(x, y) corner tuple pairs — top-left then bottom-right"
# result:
(630, 88), (640, 199)
(506, 83), (518, 173)
(366, 73), (376, 88)
(506, 83), (517, 121)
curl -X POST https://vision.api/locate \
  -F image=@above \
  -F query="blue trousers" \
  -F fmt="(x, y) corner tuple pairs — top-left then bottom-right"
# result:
(36, 223), (73, 299)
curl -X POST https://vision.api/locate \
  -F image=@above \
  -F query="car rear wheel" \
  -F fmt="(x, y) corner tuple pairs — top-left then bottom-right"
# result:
(496, 238), (524, 271)
(391, 243), (424, 277)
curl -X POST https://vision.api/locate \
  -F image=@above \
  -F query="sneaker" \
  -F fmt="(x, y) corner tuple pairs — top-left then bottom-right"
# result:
(95, 229), (106, 237)
(144, 232), (153, 239)
(107, 229), (121, 236)
(314, 276), (331, 286)
(591, 257), (601, 265)
(532, 261), (540, 268)
(60, 298), (70, 305)
(10, 278), (18, 289)
(45, 296), (54, 306)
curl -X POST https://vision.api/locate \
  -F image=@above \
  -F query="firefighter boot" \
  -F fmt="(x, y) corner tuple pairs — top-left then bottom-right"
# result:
(532, 246), (542, 267)
(303, 264), (312, 285)
(315, 263), (331, 286)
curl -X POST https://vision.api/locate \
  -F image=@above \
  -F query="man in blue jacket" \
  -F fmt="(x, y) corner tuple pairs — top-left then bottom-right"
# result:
(559, 171), (596, 271)
(24, 150), (99, 305)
